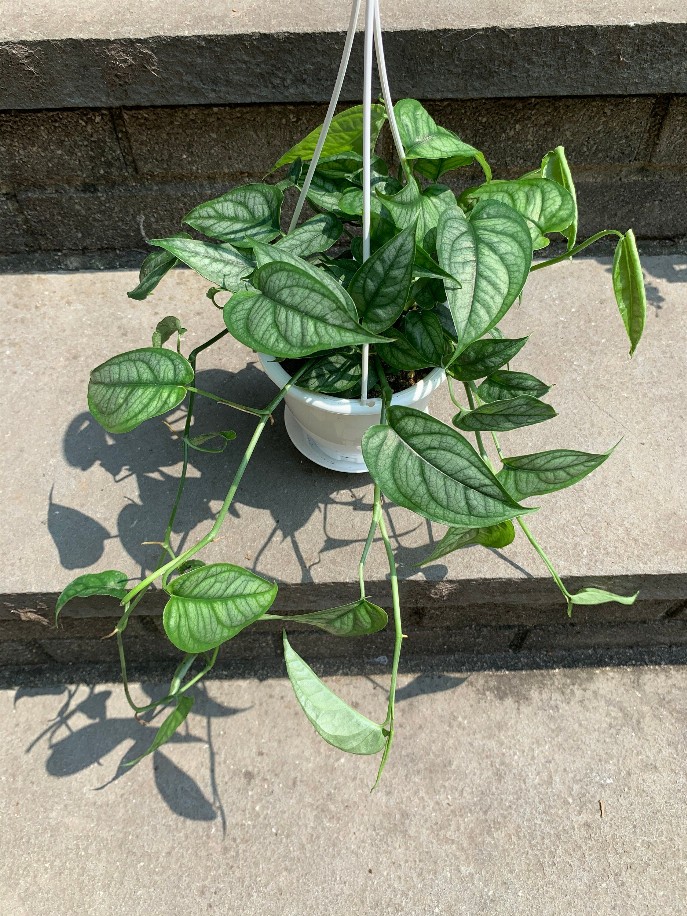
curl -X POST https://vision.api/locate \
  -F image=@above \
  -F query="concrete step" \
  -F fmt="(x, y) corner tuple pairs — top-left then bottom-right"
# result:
(1, 256), (685, 672)
(1, 3), (686, 262)
(3, 2), (687, 108)
(1, 664), (685, 913)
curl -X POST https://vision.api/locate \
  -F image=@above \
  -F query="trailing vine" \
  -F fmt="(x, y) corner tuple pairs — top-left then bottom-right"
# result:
(56, 96), (646, 784)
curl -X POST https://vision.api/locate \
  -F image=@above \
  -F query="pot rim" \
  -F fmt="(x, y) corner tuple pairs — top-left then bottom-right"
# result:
(257, 353), (446, 416)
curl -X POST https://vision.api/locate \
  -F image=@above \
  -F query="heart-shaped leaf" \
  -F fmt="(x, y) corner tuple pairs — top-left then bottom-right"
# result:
(274, 600), (388, 636)
(477, 370), (550, 402)
(437, 201), (532, 353)
(497, 448), (612, 500)
(184, 183), (283, 247)
(152, 315), (186, 349)
(417, 521), (515, 565)
(394, 99), (491, 181)
(378, 310), (445, 371)
(362, 406), (532, 527)
(283, 633), (386, 754)
(276, 213), (343, 258)
(163, 563), (278, 654)
(612, 229), (646, 356)
(124, 696), (194, 767)
(348, 225), (416, 333)
(448, 336), (529, 381)
(149, 237), (254, 291)
(541, 147), (578, 250)
(378, 177), (455, 246)
(55, 570), (129, 623)
(88, 348), (194, 434)
(274, 104), (387, 169)
(453, 396), (556, 432)
(223, 256), (388, 358)
(462, 178), (576, 250)
(127, 234), (190, 300)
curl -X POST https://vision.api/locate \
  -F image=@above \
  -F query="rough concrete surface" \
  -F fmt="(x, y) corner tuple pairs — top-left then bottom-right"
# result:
(1, 257), (685, 608)
(0, 664), (685, 914)
(2, 7), (687, 109)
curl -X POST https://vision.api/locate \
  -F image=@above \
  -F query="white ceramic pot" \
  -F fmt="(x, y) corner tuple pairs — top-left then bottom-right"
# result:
(258, 353), (446, 473)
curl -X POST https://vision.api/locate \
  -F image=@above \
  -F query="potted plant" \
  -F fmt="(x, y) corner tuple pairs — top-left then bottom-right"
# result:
(55, 8), (646, 783)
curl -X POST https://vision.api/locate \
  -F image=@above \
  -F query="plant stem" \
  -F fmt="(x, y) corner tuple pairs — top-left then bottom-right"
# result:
(463, 382), (490, 465)
(515, 516), (569, 602)
(373, 504), (402, 789)
(122, 363), (311, 607)
(358, 485), (381, 599)
(530, 230), (623, 272)
(186, 387), (267, 417)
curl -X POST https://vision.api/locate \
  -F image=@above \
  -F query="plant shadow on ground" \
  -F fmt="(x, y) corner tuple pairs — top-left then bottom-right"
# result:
(51, 362), (528, 587)
(15, 673), (469, 824)
(15, 681), (247, 827)
(51, 364), (373, 583)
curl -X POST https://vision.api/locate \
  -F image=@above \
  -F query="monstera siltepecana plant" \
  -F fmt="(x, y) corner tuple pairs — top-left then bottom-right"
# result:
(57, 99), (646, 781)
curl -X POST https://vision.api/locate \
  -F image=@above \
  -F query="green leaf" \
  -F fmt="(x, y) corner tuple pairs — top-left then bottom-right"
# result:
(55, 570), (128, 623)
(152, 315), (186, 349)
(394, 99), (491, 181)
(378, 177), (455, 246)
(283, 633), (386, 754)
(127, 236), (188, 301)
(612, 229), (646, 356)
(348, 225), (416, 333)
(274, 104), (387, 169)
(184, 183), (283, 247)
(417, 521), (515, 565)
(88, 348), (194, 434)
(276, 213), (343, 258)
(437, 201), (532, 352)
(185, 430), (237, 453)
(453, 396), (556, 432)
(124, 696), (194, 767)
(477, 369), (550, 402)
(276, 599), (388, 636)
(541, 147), (578, 250)
(251, 241), (359, 304)
(163, 563), (278, 654)
(497, 448), (612, 500)
(462, 178), (576, 250)
(223, 256), (388, 359)
(448, 336), (528, 381)
(299, 173), (353, 214)
(362, 406), (532, 527)
(321, 256), (359, 286)
(413, 245), (458, 282)
(566, 587), (638, 609)
(295, 350), (376, 395)
(378, 310), (445, 371)
(149, 237), (254, 291)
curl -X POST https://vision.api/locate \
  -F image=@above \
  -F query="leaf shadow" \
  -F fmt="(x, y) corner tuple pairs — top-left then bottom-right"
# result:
(17, 681), (246, 828)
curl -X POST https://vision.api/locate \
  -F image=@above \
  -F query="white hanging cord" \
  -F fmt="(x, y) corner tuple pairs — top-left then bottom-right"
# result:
(288, 0), (362, 233)
(373, 0), (407, 171)
(360, 0), (376, 404)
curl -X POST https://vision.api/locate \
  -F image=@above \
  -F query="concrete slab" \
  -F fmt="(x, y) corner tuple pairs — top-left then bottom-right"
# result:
(1, 255), (685, 619)
(1, 4), (687, 108)
(0, 663), (685, 914)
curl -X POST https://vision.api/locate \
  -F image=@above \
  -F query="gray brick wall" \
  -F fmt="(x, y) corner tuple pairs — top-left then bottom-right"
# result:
(1, 96), (686, 264)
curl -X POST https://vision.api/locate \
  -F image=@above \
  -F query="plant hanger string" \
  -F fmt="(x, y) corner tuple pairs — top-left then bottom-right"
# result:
(287, 0), (406, 404)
